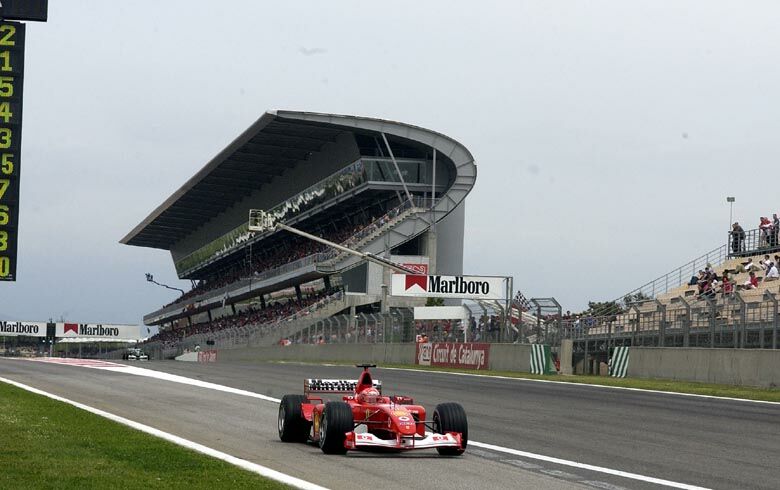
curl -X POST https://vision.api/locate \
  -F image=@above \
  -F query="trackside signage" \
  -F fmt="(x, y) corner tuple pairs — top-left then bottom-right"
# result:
(0, 321), (47, 337)
(55, 323), (141, 340)
(416, 342), (490, 370)
(391, 274), (506, 300)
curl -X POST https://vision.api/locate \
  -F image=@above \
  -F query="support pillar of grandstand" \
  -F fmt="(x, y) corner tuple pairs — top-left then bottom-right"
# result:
(295, 284), (302, 303)
(630, 304), (640, 346)
(676, 296), (691, 347)
(381, 284), (390, 340)
(260, 294), (266, 309)
(732, 293), (746, 349)
(707, 298), (717, 348)
(324, 275), (332, 291)
(656, 299), (667, 347)
(765, 290), (778, 349)
(231, 303), (236, 315)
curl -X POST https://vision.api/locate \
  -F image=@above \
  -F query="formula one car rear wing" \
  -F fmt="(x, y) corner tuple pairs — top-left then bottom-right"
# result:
(304, 379), (382, 395)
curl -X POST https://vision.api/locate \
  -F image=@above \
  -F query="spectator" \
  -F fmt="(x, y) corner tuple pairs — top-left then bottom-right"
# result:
(773, 214), (780, 248)
(734, 258), (762, 274)
(762, 254), (773, 269)
(759, 217), (773, 248)
(741, 271), (759, 290)
(721, 273), (734, 296)
(731, 222), (745, 254)
(766, 262), (779, 282)
(689, 271), (703, 286)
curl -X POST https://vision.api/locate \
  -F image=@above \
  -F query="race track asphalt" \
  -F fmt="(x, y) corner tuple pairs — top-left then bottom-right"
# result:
(1, 358), (777, 490)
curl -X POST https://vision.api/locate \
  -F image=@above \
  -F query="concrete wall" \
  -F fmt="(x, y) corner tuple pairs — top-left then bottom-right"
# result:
(630, 347), (780, 388)
(216, 342), (534, 373)
(218, 343), (417, 365)
(488, 344), (532, 372)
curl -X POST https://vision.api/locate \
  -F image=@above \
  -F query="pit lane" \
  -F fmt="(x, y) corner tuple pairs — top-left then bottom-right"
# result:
(1, 358), (777, 489)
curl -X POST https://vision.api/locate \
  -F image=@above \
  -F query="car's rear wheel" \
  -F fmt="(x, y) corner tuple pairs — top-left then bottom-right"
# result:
(433, 402), (468, 455)
(278, 395), (310, 442)
(319, 401), (352, 454)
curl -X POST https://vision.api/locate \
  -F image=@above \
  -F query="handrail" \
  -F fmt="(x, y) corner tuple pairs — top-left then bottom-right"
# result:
(728, 225), (780, 257)
(591, 243), (729, 317)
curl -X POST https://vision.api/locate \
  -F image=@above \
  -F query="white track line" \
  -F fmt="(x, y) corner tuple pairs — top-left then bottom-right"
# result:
(0, 376), (327, 490)
(10, 359), (713, 489)
(469, 441), (709, 490)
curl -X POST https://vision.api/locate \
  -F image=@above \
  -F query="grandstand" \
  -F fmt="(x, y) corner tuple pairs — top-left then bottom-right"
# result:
(550, 228), (780, 369)
(121, 110), (476, 352)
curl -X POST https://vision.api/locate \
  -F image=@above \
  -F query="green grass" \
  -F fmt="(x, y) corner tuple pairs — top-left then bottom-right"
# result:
(275, 360), (780, 403)
(0, 382), (290, 490)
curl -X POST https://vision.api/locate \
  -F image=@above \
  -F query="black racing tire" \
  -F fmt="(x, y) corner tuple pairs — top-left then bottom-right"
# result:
(319, 401), (353, 454)
(433, 402), (468, 456)
(278, 395), (310, 442)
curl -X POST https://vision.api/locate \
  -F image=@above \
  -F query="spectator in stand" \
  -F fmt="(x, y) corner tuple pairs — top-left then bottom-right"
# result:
(731, 222), (746, 254)
(721, 273), (734, 296)
(741, 271), (759, 290)
(773, 214), (780, 248)
(734, 258), (762, 274)
(689, 271), (703, 286)
(762, 254), (773, 270)
(759, 217), (773, 248)
(765, 262), (779, 282)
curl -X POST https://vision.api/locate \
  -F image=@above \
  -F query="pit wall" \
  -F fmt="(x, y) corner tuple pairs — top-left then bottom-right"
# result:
(216, 343), (533, 371)
(213, 344), (780, 388)
(629, 347), (780, 388)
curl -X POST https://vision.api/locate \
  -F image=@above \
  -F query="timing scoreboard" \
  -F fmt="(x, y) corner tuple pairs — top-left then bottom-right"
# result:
(0, 20), (24, 281)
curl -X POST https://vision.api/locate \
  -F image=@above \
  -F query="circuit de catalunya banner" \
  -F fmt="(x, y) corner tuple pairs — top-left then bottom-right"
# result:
(55, 323), (141, 340)
(0, 321), (47, 337)
(416, 342), (491, 370)
(391, 274), (507, 300)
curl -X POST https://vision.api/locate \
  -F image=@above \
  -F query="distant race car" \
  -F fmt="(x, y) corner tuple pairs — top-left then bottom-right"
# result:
(277, 364), (467, 455)
(123, 348), (149, 361)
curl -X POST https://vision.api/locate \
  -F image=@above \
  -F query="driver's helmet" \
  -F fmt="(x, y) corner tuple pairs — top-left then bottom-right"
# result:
(359, 388), (381, 404)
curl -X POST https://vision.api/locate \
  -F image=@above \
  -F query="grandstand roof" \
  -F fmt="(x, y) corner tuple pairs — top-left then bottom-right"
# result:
(121, 110), (475, 250)
(120, 111), (347, 249)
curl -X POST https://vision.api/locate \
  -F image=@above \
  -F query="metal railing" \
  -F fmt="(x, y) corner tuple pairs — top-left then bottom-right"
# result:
(592, 243), (729, 317)
(559, 293), (778, 350)
(728, 226), (780, 257)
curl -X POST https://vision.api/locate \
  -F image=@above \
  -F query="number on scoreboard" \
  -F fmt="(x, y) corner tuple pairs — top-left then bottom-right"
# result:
(0, 21), (24, 281)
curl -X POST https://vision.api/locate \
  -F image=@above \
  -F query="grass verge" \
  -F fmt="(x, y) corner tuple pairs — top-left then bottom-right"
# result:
(274, 360), (780, 403)
(0, 382), (289, 490)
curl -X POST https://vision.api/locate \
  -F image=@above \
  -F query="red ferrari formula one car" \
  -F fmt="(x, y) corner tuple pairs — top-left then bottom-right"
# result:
(277, 364), (467, 455)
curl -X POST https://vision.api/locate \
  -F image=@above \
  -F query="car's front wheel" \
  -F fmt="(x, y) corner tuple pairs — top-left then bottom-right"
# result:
(319, 401), (352, 454)
(278, 395), (310, 442)
(433, 402), (468, 456)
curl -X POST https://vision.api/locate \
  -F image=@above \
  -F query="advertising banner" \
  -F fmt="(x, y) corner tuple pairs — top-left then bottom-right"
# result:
(415, 342), (490, 370)
(0, 321), (47, 337)
(55, 323), (141, 340)
(392, 274), (507, 300)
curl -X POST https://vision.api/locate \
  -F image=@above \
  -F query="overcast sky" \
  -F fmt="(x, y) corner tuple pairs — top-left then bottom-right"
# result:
(2, 1), (780, 323)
